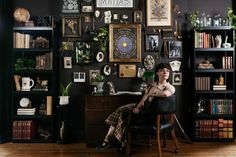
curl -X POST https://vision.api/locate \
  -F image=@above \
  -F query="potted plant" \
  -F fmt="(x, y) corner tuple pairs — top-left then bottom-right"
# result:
(95, 74), (105, 93)
(90, 26), (109, 53)
(227, 7), (236, 28)
(59, 81), (72, 105)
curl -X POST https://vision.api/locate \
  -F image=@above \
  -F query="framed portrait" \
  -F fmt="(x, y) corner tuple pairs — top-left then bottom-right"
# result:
(134, 11), (142, 23)
(64, 57), (72, 69)
(146, 0), (172, 26)
(145, 34), (160, 52)
(62, 16), (81, 37)
(75, 40), (93, 64)
(172, 72), (182, 85)
(119, 64), (136, 78)
(62, 0), (80, 13)
(109, 24), (141, 62)
(89, 69), (100, 85)
(168, 41), (182, 58)
(96, 0), (133, 8)
(81, 5), (93, 12)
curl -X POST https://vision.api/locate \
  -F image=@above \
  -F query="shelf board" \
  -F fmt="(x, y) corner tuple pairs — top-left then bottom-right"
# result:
(13, 91), (54, 95)
(196, 26), (233, 30)
(14, 69), (53, 74)
(13, 48), (53, 52)
(13, 27), (53, 31)
(195, 90), (234, 94)
(194, 114), (234, 119)
(14, 115), (52, 119)
(194, 48), (234, 51)
(195, 69), (234, 73)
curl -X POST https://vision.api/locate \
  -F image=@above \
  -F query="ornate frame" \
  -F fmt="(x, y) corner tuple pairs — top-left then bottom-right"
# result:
(109, 24), (141, 62)
(146, 0), (172, 26)
(62, 15), (81, 37)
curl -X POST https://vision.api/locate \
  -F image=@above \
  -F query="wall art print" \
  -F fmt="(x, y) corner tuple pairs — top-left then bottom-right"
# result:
(109, 24), (141, 62)
(146, 0), (172, 26)
(62, 15), (81, 37)
(96, 0), (133, 8)
(62, 0), (80, 13)
(75, 40), (93, 64)
(145, 34), (160, 52)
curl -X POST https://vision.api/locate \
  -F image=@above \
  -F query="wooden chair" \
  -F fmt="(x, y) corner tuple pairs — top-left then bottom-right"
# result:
(126, 95), (180, 157)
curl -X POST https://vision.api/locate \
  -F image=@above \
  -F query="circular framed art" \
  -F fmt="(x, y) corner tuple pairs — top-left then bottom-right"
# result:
(103, 64), (112, 76)
(96, 51), (104, 62)
(143, 55), (155, 70)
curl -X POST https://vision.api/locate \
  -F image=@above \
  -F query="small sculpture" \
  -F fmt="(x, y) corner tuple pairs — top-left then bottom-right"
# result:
(215, 35), (222, 48)
(196, 99), (205, 114)
(107, 81), (116, 95)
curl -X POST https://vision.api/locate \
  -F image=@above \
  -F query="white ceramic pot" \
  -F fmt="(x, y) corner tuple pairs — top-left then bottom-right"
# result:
(97, 82), (104, 93)
(59, 96), (70, 105)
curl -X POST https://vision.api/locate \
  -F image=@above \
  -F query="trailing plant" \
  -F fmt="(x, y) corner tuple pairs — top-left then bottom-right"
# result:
(227, 7), (236, 28)
(90, 26), (109, 52)
(60, 81), (72, 96)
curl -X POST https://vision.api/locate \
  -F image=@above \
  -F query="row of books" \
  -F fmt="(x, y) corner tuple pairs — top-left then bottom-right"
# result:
(212, 85), (226, 90)
(208, 99), (233, 114)
(12, 120), (36, 140)
(195, 77), (210, 90)
(195, 119), (233, 139)
(222, 56), (233, 69)
(13, 32), (32, 48)
(35, 52), (53, 70)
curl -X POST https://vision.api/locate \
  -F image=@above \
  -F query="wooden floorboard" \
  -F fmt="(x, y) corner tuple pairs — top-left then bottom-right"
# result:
(0, 140), (236, 157)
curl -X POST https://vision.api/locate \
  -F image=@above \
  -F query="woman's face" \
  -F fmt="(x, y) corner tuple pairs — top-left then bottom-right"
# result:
(157, 68), (170, 81)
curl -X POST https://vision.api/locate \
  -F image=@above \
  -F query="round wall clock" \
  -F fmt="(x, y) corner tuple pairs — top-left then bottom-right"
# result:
(144, 55), (155, 70)
(113, 29), (136, 59)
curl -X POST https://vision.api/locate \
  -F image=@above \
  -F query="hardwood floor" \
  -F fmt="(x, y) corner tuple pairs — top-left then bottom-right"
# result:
(0, 140), (236, 157)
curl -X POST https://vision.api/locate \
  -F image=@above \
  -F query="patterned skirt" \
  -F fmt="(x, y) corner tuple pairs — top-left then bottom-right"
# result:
(105, 102), (137, 142)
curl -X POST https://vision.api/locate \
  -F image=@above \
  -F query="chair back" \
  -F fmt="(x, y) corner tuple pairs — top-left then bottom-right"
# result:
(149, 95), (176, 114)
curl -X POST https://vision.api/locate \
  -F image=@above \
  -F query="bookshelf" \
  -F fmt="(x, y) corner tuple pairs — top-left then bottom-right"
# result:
(11, 16), (57, 143)
(192, 26), (235, 141)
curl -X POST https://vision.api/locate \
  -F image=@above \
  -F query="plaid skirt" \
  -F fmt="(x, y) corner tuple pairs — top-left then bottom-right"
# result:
(105, 102), (137, 142)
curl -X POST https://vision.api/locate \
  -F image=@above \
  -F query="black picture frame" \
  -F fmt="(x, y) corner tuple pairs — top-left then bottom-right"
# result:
(168, 41), (182, 58)
(75, 40), (93, 64)
(145, 34), (160, 52)
(62, 15), (81, 37)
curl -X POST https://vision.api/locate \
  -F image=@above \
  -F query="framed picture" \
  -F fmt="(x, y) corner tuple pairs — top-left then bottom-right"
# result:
(61, 41), (74, 51)
(96, 0), (133, 8)
(81, 5), (93, 12)
(145, 34), (160, 52)
(74, 72), (86, 82)
(89, 69), (100, 85)
(146, 0), (172, 26)
(62, 0), (80, 13)
(162, 28), (173, 40)
(172, 72), (182, 85)
(64, 57), (72, 69)
(134, 11), (142, 23)
(109, 24), (141, 62)
(75, 40), (93, 64)
(119, 64), (136, 78)
(62, 16), (81, 37)
(168, 41), (182, 58)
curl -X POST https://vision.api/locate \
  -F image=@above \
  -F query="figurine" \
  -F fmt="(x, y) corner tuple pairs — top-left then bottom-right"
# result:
(107, 81), (116, 95)
(215, 35), (222, 48)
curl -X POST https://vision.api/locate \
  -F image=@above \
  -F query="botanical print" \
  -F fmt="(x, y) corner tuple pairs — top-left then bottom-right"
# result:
(151, 0), (168, 20)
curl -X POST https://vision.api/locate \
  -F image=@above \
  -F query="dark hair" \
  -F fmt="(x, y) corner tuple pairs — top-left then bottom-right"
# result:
(155, 63), (171, 81)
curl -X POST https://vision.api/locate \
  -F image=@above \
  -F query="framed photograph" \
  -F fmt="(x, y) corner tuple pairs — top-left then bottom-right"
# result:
(89, 70), (100, 85)
(62, 0), (80, 13)
(172, 72), (182, 85)
(146, 0), (172, 26)
(81, 5), (93, 12)
(119, 64), (136, 78)
(75, 40), (93, 64)
(168, 41), (182, 58)
(62, 16), (81, 37)
(61, 41), (74, 51)
(134, 11), (142, 23)
(64, 57), (72, 69)
(145, 34), (160, 52)
(74, 72), (86, 82)
(109, 24), (141, 62)
(162, 28), (173, 40)
(96, 0), (133, 8)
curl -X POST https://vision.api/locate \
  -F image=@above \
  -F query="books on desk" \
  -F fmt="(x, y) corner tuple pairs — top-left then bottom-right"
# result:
(113, 91), (142, 95)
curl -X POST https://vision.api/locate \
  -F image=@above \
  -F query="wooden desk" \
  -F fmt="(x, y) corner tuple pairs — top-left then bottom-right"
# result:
(85, 95), (141, 147)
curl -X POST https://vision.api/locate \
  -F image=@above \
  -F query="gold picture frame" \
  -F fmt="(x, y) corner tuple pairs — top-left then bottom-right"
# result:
(146, 0), (172, 26)
(62, 15), (81, 37)
(109, 24), (141, 62)
(119, 64), (136, 78)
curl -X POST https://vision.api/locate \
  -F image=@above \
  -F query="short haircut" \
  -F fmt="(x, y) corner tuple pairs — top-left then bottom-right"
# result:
(155, 63), (171, 73)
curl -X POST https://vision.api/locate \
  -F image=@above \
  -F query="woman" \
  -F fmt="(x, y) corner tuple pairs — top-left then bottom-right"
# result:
(96, 63), (175, 152)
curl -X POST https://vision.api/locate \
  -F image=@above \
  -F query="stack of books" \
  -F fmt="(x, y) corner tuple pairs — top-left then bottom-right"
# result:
(213, 85), (226, 90)
(17, 108), (36, 115)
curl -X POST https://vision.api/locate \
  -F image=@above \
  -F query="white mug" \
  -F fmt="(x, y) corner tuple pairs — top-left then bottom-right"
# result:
(21, 77), (34, 91)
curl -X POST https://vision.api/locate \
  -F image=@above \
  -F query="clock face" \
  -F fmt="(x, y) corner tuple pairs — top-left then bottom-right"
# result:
(113, 29), (136, 59)
(19, 97), (30, 107)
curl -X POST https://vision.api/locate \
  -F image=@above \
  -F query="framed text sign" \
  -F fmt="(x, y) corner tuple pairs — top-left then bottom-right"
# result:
(109, 24), (141, 62)
(96, 0), (133, 8)
(146, 0), (172, 26)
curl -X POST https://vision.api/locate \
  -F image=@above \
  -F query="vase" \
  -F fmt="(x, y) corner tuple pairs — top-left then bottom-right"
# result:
(59, 96), (70, 105)
(97, 82), (104, 93)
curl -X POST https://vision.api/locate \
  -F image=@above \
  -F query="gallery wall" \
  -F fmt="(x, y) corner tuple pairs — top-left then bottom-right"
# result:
(11, 0), (232, 141)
